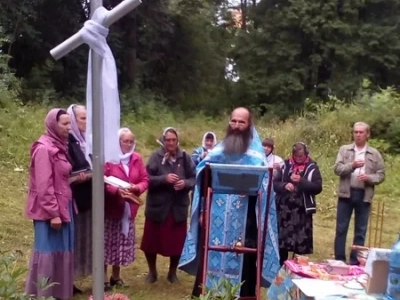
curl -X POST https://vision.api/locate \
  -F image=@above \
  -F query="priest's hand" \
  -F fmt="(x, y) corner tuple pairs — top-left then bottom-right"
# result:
(50, 217), (62, 230)
(167, 173), (179, 183)
(174, 180), (185, 191)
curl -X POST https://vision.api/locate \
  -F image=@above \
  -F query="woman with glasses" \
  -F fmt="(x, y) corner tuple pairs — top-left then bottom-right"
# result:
(140, 127), (196, 284)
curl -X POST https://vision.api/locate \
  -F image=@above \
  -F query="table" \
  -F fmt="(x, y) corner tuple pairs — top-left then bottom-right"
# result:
(267, 264), (389, 300)
(267, 265), (306, 300)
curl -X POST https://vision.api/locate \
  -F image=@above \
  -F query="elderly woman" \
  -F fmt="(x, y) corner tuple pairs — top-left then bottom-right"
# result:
(25, 108), (83, 300)
(104, 127), (149, 290)
(67, 104), (92, 294)
(273, 142), (323, 266)
(140, 127), (196, 284)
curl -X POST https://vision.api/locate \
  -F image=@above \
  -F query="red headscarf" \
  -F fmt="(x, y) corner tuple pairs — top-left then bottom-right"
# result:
(289, 155), (310, 175)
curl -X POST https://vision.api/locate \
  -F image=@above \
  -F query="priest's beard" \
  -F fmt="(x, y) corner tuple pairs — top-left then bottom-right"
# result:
(223, 125), (252, 156)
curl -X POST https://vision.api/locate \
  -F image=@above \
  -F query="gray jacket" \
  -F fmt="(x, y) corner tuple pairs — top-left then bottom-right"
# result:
(145, 148), (196, 223)
(333, 143), (385, 202)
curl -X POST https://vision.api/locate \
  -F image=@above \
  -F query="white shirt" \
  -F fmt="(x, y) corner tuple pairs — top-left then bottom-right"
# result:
(266, 154), (284, 168)
(350, 146), (366, 188)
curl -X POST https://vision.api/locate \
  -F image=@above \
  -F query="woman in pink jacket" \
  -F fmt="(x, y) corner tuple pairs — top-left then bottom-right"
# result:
(25, 108), (85, 300)
(103, 127), (149, 290)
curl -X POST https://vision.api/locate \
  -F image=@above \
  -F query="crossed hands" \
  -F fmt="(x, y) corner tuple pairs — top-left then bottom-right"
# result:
(167, 173), (185, 191)
(285, 183), (295, 192)
(285, 173), (302, 192)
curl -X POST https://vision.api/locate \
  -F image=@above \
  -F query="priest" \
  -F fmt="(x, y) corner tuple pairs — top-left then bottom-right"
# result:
(179, 107), (280, 297)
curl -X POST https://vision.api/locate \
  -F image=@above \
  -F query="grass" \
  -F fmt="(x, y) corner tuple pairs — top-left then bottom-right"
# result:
(1, 101), (400, 300)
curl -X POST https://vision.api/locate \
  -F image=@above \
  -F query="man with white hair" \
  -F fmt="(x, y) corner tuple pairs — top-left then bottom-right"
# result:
(333, 122), (385, 265)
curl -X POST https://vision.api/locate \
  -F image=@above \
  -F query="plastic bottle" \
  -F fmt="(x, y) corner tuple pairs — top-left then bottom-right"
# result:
(387, 233), (400, 299)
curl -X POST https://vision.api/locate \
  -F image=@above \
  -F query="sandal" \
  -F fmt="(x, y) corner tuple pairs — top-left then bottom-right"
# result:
(110, 276), (128, 288)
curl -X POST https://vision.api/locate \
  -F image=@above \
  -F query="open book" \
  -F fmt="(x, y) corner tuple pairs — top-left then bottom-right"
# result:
(104, 176), (131, 189)
(104, 176), (144, 205)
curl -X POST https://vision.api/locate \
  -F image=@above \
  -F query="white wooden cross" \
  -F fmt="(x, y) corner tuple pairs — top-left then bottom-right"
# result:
(50, 0), (141, 299)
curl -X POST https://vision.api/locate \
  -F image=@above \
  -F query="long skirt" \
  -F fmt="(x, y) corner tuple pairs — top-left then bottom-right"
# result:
(25, 203), (74, 300)
(277, 195), (313, 254)
(140, 212), (187, 257)
(104, 218), (135, 266)
(74, 209), (92, 279)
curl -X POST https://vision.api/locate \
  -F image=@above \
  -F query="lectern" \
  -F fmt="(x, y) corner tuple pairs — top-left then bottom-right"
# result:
(200, 163), (273, 300)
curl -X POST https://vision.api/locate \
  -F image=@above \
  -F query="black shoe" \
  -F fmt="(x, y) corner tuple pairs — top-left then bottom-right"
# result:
(167, 273), (179, 283)
(110, 276), (128, 288)
(104, 282), (111, 292)
(73, 285), (83, 295)
(145, 272), (158, 283)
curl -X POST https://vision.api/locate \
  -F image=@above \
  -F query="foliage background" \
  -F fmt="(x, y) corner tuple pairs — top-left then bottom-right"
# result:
(2, 0), (400, 123)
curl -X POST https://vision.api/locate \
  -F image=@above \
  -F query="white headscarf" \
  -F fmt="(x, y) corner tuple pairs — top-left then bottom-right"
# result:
(118, 127), (136, 165)
(202, 131), (217, 149)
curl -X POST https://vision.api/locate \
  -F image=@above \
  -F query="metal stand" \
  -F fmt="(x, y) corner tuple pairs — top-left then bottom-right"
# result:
(49, 1), (141, 299)
(199, 164), (274, 300)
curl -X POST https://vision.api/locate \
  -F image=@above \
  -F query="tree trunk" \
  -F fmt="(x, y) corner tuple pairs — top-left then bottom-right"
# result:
(241, 0), (247, 30)
(123, 10), (137, 87)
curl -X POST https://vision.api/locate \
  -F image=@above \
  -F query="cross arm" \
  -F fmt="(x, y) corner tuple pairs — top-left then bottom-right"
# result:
(49, 0), (142, 60)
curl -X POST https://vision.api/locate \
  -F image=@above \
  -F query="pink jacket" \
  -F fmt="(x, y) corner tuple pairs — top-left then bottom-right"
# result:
(25, 136), (75, 222)
(104, 152), (149, 219)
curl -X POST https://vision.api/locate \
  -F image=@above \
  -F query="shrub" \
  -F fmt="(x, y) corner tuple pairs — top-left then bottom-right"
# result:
(292, 80), (400, 154)
(0, 251), (56, 300)
(191, 278), (242, 300)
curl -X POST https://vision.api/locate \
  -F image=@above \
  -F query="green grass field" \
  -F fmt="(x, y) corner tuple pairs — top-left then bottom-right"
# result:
(1, 103), (399, 299)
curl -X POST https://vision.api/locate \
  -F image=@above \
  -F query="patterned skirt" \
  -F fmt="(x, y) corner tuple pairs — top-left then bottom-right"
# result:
(104, 218), (135, 266)
(25, 202), (74, 300)
(74, 209), (93, 279)
(140, 211), (187, 257)
(277, 194), (314, 254)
